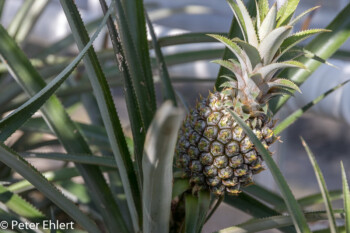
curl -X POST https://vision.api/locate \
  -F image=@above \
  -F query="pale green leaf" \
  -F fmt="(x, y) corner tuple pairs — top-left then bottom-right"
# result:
(341, 162), (350, 233)
(233, 38), (261, 69)
(277, 0), (300, 27)
(269, 78), (301, 93)
(257, 0), (270, 23)
(301, 138), (338, 233)
(289, 6), (320, 26)
(259, 26), (292, 65)
(142, 102), (184, 233)
(277, 29), (330, 61)
(259, 3), (277, 41)
(230, 0), (259, 46)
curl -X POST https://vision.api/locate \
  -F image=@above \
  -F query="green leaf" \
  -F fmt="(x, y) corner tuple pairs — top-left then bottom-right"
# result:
(270, 4), (350, 113)
(273, 80), (350, 135)
(172, 179), (190, 199)
(0, 183), (46, 223)
(99, 0), (145, 187)
(297, 190), (343, 210)
(227, 0), (259, 46)
(146, 12), (177, 105)
(7, 0), (34, 39)
(164, 48), (224, 66)
(224, 193), (295, 233)
(216, 211), (344, 233)
(269, 79), (301, 93)
(301, 138), (338, 233)
(121, 0), (156, 112)
(276, 0), (300, 27)
(232, 38), (261, 69)
(243, 184), (285, 209)
(227, 109), (311, 233)
(208, 34), (248, 69)
(0, 143), (101, 233)
(211, 59), (243, 84)
(12, 0), (49, 44)
(155, 32), (227, 48)
(288, 6), (321, 26)
(259, 26), (292, 65)
(142, 102), (184, 233)
(185, 191), (211, 233)
(36, 17), (103, 58)
(277, 29), (330, 61)
(257, 61), (306, 81)
(257, 0), (270, 23)
(113, 0), (156, 129)
(20, 152), (117, 168)
(60, 1), (141, 231)
(215, 0), (256, 90)
(341, 162), (350, 233)
(258, 3), (277, 41)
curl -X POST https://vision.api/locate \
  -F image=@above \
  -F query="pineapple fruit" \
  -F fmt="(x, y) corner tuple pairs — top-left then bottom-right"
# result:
(175, 0), (327, 196)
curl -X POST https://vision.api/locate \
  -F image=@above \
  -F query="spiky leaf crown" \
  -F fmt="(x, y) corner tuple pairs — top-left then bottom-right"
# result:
(209, 0), (328, 113)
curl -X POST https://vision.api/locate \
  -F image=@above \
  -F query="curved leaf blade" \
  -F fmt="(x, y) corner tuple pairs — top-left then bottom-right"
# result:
(142, 102), (184, 233)
(341, 162), (350, 233)
(301, 138), (338, 233)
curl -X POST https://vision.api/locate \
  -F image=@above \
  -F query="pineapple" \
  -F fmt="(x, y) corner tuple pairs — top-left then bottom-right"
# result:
(175, 0), (327, 195)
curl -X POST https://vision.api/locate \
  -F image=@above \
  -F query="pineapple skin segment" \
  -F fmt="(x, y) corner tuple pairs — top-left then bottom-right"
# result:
(175, 91), (276, 196)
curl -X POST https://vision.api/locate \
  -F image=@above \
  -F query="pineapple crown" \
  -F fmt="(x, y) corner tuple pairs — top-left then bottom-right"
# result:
(209, 0), (329, 114)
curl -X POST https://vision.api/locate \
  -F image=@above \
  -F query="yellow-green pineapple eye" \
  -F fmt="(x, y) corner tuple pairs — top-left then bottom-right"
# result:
(244, 150), (258, 164)
(232, 126), (245, 141)
(217, 129), (232, 144)
(187, 146), (200, 160)
(188, 131), (201, 145)
(218, 115), (234, 129)
(210, 141), (224, 156)
(190, 160), (202, 173)
(234, 165), (248, 177)
(229, 155), (243, 168)
(222, 177), (238, 187)
(190, 173), (205, 185)
(226, 184), (241, 195)
(206, 176), (221, 187)
(218, 167), (234, 179)
(200, 153), (214, 165)
(240, 137), (254, 153)
(198, 137), (210, 152)
(213, 156), (228, 169)
(203, 165), (218, 177)
(211, 185), (225, 196)
(207, 112), (222, 126)
(194, 120), (206, 133)
(225, 141), (240, 157)
(203, 126), (218, 141)
(177, 154), (190, 168)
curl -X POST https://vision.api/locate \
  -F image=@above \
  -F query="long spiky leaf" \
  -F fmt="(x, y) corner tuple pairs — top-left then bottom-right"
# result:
(301, 138), (338, 233)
